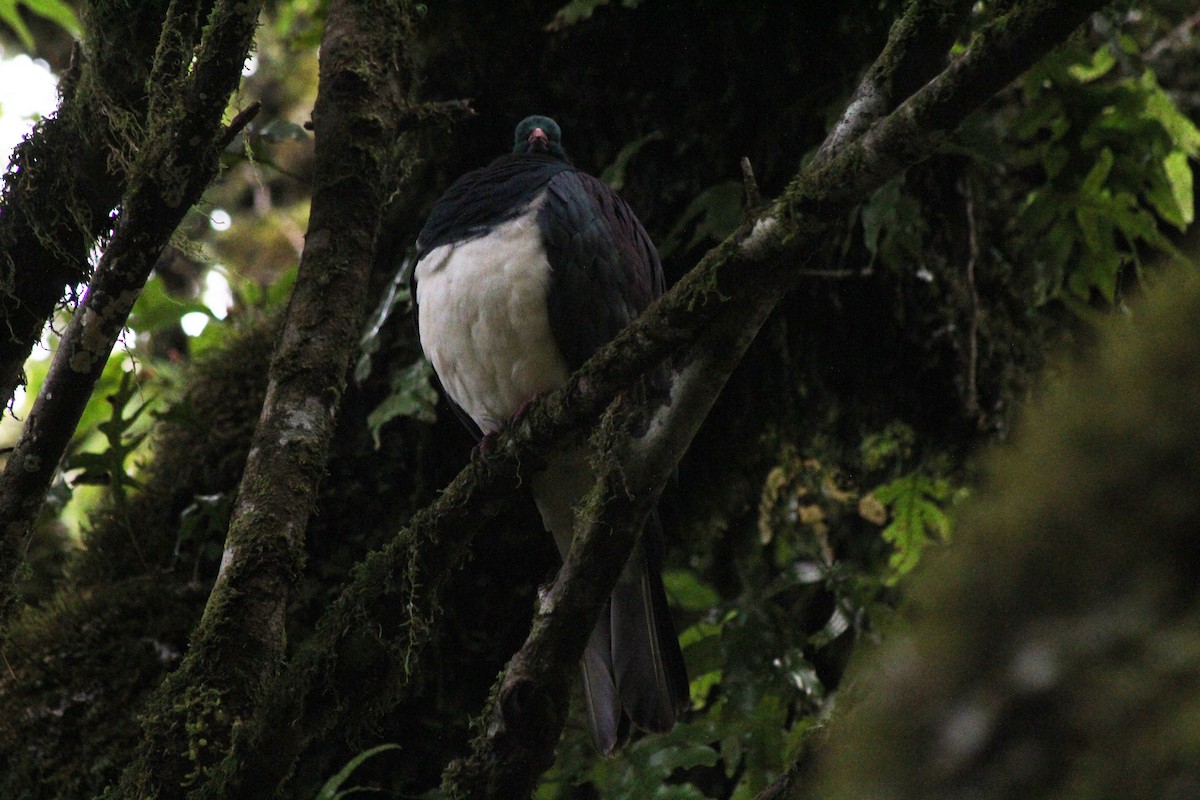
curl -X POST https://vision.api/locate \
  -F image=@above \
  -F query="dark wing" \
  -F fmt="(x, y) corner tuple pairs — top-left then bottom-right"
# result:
(538, 170), (664, 372)
(414, 153), (574, 259)
(410, 154), (575, 440)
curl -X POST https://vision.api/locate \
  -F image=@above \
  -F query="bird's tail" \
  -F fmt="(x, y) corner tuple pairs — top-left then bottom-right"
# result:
(532, 452), (689, 753)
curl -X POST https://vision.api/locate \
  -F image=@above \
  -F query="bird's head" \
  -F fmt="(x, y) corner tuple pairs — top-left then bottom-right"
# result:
(513, 115), (565, 159)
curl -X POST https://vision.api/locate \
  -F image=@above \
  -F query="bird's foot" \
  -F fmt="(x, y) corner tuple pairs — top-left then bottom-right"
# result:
(509, 391), (548, 429)
(475, 430), (501, 458)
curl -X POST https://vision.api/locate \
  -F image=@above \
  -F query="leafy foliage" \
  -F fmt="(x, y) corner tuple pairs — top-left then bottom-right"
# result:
(1007, 40), (1200, 304)
(64, 370), (151, 501)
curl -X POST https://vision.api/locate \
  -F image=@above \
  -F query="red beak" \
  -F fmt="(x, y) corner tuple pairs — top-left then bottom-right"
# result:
(528, 128), (549, 149)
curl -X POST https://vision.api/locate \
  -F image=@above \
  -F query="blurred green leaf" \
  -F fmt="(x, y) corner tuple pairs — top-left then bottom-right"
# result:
(314, 743), (400, 800)
(872, 473), (953, 584)
(129, 277), (213, 333)
(0, 0), (80, 48)
(663, 568), (719, 612)
(365, 358), (438, 448)
(64, 370), (153, 501)
(1066, 45), (1115, 82)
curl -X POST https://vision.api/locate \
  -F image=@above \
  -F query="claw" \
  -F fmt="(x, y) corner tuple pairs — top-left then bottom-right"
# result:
(510, 391), (548, 429)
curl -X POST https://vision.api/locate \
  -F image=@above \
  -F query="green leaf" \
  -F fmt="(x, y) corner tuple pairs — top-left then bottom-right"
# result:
(1079, 147), (1114, 197)
(1160, 150), (1194, 229)
(64, 370), (154, 499)
(0, 0), (34, 48)
(600, 130), (663, 191)
(129, 277), (214, 332)
(0, 0), (80, 47)
(1142, 71), (1200, 157)
(314, 744), (400, 800)
(660, 181), (744, 259)
(872, 474), (953, 584)
(1066, 45), (1115, 83)
(365, 358), (439, 448)
(662, 568), (719, 612)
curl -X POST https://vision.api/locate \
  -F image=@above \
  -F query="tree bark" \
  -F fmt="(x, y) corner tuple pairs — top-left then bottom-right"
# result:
(0, 0), (203, 408)
(117, 1), (417, 796)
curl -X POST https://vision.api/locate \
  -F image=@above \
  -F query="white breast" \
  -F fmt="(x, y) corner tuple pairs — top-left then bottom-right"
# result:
(415, 197), (570, 434)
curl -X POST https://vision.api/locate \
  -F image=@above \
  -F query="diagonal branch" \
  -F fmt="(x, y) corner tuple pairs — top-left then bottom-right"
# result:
(814, 0), (972, 167)
(0, 1), (263, 629)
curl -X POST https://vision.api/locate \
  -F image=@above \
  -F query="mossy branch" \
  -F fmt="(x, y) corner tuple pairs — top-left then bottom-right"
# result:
(0, 1), (262, 630)
(814, 0), (972, 167)
(118, 1), (419, 797)
(0, 1), (195, 410)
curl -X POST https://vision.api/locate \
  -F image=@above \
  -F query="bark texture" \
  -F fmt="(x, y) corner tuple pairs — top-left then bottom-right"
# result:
(115, 1), (416, 796)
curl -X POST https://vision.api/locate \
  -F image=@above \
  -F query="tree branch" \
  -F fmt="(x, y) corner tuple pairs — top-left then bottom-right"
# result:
(0, 1), (262, 628)
(117, 1), (419, 797)
(813, 0), (972, 167)
(0, 1), (199, 409)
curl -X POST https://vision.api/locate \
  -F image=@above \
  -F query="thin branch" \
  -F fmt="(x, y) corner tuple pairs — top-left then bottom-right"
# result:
(963, 177), (981, 423)
(0, 3), (262, 628)
(813, 0), (971, 167)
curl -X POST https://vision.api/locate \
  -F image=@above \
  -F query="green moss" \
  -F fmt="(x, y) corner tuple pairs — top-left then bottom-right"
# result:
(0, 316), (276, 798)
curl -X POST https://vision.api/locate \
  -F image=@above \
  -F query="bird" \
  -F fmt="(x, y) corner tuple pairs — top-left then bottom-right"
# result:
(410, 115), (688, 753)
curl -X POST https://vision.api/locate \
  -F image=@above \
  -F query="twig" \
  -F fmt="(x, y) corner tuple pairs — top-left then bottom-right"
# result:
(963, 177), (981, 424)
(742, 156), (763, 209)
(1144, 10), (1200, 61)
(217, 101), (262, 150)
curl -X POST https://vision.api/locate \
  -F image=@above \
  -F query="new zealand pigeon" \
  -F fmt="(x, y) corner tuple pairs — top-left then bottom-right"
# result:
(411, 115), (689, 753)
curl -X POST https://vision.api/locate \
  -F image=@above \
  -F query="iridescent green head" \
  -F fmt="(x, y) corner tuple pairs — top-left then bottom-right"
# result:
(513, 115), (565, 159)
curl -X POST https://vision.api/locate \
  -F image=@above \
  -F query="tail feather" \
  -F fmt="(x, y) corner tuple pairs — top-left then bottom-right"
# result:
(531, 452), (688, 752)
(581, 613), (628, 754)
(610, 514), (689, 733)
